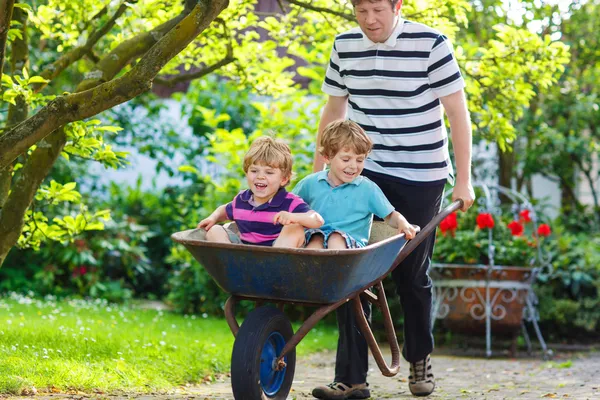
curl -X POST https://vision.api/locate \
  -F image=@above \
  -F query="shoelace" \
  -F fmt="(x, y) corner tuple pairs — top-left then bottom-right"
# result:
(412, 360), (426, 381)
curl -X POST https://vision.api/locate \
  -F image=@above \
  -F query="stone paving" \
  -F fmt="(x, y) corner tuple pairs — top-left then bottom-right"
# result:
(8, 347), (599, 400)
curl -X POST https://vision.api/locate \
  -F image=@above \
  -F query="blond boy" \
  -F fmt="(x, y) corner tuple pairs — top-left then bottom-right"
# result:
(198, 136), (323, 247)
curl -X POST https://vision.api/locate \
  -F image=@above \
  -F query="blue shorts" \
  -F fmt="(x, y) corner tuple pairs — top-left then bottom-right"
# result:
(304, 229), (363, 249)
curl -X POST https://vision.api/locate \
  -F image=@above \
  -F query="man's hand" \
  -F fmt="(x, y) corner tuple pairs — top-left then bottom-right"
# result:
(273, 211), (297, 226)
(197, 216), (218, 231)
(452, 179), (475, 212)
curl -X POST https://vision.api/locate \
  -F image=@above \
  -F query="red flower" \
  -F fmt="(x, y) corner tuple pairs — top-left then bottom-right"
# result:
(537, 224), (551, 237)
(519, 209), (532, 223)
(440, 212), (458, 235)
(72, 265), (88, 278)
(507, 220), (524, 236)
(476, 213), (495, 229)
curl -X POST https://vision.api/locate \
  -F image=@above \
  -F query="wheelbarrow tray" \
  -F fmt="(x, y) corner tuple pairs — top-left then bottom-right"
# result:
(171, 228), (407, 304)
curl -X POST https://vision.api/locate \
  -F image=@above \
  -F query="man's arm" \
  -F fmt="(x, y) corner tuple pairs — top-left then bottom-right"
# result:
(313, 95), (348, 172)
(440, 89), (475, 212)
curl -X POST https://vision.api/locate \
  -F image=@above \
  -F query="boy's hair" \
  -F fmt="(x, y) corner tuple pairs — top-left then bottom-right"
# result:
(351, 0), (400, 8)
(319, 120), (373, 159)
(243, 136), (293, 181)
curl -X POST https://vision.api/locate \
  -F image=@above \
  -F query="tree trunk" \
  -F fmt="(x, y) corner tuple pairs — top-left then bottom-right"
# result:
(498, 147), (515, 203)
(0, 6), (28, 265)
(0, 0), (15, 79)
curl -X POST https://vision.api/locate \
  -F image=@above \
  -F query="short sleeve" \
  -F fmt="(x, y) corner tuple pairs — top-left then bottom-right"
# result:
(427, 35), (465, 98)
(321, 41), (349, 97)
(368, 181), (395, 220)
(225, 201), (234, 220)
(291, 199), (310, 214)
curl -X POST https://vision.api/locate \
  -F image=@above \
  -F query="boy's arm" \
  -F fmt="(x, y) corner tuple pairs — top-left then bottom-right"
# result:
(384, 211), (417, 239)
(293, 211), (324, 229)
(197, 204), (229, 230)
(273, 210), (324, 229)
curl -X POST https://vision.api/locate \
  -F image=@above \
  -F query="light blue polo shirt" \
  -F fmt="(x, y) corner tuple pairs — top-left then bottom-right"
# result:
(293, 170), (395, 247)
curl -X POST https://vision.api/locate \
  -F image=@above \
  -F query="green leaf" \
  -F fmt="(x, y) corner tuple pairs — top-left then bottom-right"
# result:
(27, 76), (50, 84)
(178, 165), (200, 175)
(1, 74), (13, 87)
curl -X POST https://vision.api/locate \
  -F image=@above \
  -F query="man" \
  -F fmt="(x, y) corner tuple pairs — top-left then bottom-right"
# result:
(311, 0), (475, 398)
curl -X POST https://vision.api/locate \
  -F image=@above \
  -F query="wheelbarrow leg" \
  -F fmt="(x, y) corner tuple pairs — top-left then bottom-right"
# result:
(225, 296), (240, 337)
(354, 281), (400, 377)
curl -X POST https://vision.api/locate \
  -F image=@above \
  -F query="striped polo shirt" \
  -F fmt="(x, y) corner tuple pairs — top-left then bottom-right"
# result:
(322, 18), (466, 186)
(225, 188), (311, 246)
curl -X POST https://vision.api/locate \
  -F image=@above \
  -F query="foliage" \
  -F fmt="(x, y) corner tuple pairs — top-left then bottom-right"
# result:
(507, 0), (600, 221)
(537, 231), (600, 337)
(17, 180), (111, 251)
(0, 294), (339, 395)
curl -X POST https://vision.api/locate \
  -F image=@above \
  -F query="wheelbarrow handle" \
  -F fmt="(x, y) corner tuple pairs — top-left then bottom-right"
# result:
(392, 199), (464, 269)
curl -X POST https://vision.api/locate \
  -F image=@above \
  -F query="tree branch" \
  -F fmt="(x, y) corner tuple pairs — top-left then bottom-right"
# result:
(0, 0), (230, 170)
(0, 0), (15, 81)
(76, 10), (189, 92)
(155, 17), (234, 87)
(33, 1), (132, 93)
(154, 55), (235, 86)
(285, 0), (355, 22)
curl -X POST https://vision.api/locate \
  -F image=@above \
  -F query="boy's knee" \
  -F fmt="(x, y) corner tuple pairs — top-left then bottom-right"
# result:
(275, 223), (306, 248)
(205, 225), (225, 241)
(327, 233), (348, 249)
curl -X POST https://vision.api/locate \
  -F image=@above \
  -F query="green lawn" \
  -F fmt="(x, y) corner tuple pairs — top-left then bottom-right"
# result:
(0, 294), (338, 395)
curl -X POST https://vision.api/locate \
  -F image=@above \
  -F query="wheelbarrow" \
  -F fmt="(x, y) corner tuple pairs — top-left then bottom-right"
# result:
(171, 200), (463, 399)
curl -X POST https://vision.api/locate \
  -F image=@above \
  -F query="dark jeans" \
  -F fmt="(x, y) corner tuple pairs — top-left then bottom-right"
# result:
(334, 171), (445, 385)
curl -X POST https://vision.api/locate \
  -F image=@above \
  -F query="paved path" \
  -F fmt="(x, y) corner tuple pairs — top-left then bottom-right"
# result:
(12, 348), (599, 399)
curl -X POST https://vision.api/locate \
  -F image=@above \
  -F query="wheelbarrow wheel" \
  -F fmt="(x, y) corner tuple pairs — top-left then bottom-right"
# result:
(231, 306), (296, 400)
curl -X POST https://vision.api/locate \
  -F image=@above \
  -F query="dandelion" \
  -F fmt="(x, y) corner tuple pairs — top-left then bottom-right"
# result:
(162, 331), (167, 336)
(202, 313), (208, 319)
(159, 341), (166, 346)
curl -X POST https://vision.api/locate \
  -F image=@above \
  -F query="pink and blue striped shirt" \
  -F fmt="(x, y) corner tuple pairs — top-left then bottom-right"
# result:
(225, 188), (311, 246)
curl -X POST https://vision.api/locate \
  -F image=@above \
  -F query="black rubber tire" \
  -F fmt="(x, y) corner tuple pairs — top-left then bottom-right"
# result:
(231, 306), (296, 400)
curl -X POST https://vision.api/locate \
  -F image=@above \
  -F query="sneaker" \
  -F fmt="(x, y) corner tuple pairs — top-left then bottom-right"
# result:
(408, 355), (435, 396)
(312, 382), (370, 399)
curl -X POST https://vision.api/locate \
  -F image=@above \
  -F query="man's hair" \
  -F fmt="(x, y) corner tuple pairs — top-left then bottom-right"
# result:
(319, 120), (372, 159)
(243, 136), (293, 182)
(351, 0), (400, 8)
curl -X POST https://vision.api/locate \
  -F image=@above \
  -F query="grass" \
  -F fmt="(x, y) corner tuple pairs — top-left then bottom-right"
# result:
(0, 293), (338, 395)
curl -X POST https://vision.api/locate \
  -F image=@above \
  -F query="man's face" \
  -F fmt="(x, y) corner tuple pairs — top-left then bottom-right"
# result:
(354, 0), (402, 43)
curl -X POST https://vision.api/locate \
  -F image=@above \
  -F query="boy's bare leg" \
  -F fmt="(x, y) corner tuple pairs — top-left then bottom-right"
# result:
(306, 234), (325, 249)
(326, 232), (349, 249)
(273, 224), (305, 248)
(205, 225), (232, 243)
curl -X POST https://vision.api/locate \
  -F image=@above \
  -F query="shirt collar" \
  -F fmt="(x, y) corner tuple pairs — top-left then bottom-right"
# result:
(239, 187), (288, 208)
(361, 17), (405, 48)
(317, 170), (363, 187)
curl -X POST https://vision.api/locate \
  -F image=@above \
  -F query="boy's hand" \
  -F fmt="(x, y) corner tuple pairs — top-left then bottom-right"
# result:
(398, 223), (417, 240)
(197, 216), (217, 231)
(273, 211), (297, 225)
(395, 214), (417, 239)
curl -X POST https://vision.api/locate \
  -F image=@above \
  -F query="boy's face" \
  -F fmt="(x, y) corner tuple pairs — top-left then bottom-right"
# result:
(246, 163), (289, 204)
(355, 0), (402, 43)
(324, 147), (367, 187)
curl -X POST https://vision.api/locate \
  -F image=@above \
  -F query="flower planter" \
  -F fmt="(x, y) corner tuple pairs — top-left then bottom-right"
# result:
(431, 263), (537, 336)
